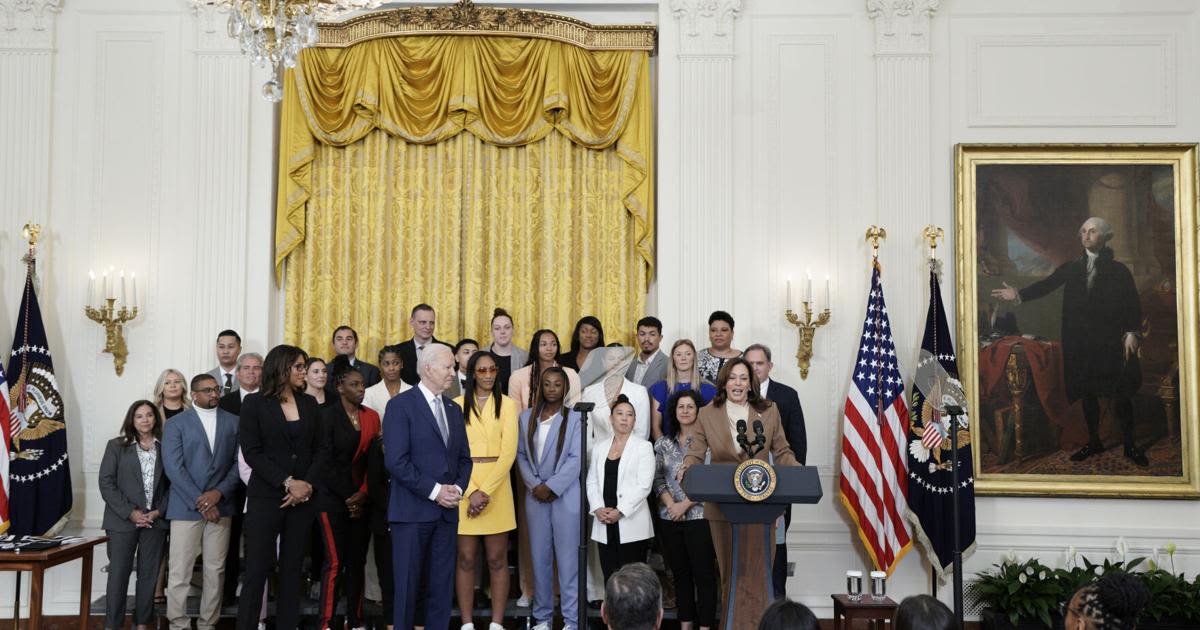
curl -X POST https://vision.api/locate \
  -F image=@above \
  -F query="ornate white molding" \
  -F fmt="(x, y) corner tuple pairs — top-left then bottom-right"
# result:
(670, 0), (743, 55)
(193, 2), (240, 53)
(866, 0), (937, 55)
(0, 0), (63, 49)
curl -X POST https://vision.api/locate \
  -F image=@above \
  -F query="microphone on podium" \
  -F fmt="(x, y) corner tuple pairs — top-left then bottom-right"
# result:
(752, 420), (766, 456)
(736, 419), (752, 455)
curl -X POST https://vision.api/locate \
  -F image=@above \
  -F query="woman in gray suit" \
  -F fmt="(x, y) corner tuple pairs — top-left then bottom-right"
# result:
(98, 399), (170, 630)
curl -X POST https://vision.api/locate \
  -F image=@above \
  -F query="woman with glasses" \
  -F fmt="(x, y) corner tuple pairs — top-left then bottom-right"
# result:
(453, 351), (518, 630)
(236, 344), (322, 630)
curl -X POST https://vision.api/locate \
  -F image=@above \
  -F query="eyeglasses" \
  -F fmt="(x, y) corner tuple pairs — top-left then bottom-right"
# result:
(475, 366), (499, 375)
(291, 363), (307, 371)
(193, 387), (220, 395)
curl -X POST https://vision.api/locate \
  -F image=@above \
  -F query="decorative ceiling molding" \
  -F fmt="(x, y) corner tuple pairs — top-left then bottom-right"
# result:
(866, 0), (938, 55)
(0, 0), (63, 49)
(669, 0), (743, 55)
(316, 0), (657, 53)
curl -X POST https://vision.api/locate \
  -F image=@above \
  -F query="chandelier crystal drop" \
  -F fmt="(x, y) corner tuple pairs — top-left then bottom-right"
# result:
(197, 0), (383, 102)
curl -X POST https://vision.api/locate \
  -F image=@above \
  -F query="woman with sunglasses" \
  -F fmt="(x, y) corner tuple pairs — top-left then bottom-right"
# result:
(453, 351), (518, 630)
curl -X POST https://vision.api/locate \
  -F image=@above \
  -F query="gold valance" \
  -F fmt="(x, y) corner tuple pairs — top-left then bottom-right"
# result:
(275, 34), (654, 280)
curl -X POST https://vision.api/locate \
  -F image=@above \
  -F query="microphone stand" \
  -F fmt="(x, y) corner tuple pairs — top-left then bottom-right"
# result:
(943, 404), (965, 628)
(573, 401), (595, 630)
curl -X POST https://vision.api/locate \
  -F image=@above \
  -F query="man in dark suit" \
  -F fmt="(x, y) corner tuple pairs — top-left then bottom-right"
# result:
(332, 325), (381, 386)
(161, 374), (240, 630)
(626, 316), (669, 387)
(744, 344), (807, 599)
(215, 351), (261, 601)
(205, 330), (242, 397)
(992, 216), (1147, 467)
(384, 343), (472, 629)
(397, 304), (442, 385)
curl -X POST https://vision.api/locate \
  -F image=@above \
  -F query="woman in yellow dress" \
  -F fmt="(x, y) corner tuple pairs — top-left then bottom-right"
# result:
(454, 350), (518, 630)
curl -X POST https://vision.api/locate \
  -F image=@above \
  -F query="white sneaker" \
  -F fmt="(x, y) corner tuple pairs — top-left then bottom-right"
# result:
(516, 594), (531, 607)
(461, 624), (476, 630)
(489, 624), (505, 630)
(256, 624), (266, 630)
(532, 623), (551, 630)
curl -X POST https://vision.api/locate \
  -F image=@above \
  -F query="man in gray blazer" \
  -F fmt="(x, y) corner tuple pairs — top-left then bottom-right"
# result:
(626, 316), (668, 387)
(205, 329), (242, 396)
(161, 374), (240, 630)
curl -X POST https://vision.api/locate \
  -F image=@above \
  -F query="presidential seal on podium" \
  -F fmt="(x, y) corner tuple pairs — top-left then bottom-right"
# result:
(734, 459), (777, 502)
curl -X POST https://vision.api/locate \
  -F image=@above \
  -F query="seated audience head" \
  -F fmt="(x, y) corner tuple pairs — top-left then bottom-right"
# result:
(491, 307), (515, 348)
(601, 562), (662, 630)
(216, 329), (241, 369)
(331, 325), (359, 358)
(153, 368), (190, 411)
(743, 343), (775, 384)
(410, 304), (436, 342)
(713, 357), (766, 410)
(378, 344), (404, 384)
(610, 393), (637, 437)
(635, 316), (663, 357)
(893, 594), (955, 630)
(569, 315), (606, 356)
(327, 355), (365, 406)
(463, 351), (501, 422)
(304, 357), (327, 393)
(189, 374), (221, 409)
(525, 329), (563, 407)
(758, 598), (820, 630)
(120, 399), (162, 445)
(666, 339), (701, 388)
(665, 388), (705, 437)
(236, 352), (264, 392)
(416, 342), (455, 393)
(454, 338), (479, 373)
(261, 345), (309, 399)
(1064, 572), (1150, 630)
(707, 310), (735, 351)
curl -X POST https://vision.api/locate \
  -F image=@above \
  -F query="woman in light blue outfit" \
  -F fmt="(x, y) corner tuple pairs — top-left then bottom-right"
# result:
(516, 367), (582, 630)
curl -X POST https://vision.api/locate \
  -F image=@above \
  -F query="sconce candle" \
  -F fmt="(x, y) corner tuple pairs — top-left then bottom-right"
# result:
(85, 267), (140, 376)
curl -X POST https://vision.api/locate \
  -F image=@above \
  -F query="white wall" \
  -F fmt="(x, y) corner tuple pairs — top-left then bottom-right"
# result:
(0, 0), (1196, 618)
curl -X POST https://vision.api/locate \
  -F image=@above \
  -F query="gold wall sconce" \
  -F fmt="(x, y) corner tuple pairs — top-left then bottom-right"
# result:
(85, 268), (139, 376)
(785, 272), (832, 379)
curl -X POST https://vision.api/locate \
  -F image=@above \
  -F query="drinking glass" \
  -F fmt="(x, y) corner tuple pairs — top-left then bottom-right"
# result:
(870, 570), (887, 601)
(846, 570), (863, 602)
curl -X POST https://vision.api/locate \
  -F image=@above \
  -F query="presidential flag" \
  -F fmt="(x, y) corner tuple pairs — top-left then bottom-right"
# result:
(904, 264), (976, 579)
(7, 258), (71, 536)
(0, 363), (10, 534)
(839, 259), (912, 575)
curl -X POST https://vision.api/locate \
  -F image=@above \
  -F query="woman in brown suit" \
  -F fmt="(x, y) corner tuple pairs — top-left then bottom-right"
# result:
(680, 357), (798, 628)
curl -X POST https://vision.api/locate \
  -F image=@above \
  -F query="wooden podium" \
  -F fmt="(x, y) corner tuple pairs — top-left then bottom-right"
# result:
(684, 464), (822, 629)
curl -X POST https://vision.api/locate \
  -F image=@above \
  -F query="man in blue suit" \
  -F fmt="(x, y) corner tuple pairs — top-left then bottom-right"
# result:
(384, 343), (472, 629)
(161, 374), (240, 630)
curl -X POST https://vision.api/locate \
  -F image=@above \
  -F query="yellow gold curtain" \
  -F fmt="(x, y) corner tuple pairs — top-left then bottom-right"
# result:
(278, 35), (653, 359)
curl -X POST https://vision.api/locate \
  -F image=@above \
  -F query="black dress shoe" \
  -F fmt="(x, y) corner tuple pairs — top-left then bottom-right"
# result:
(1070, 443), (1105, 461)
(1124, 446), (1150, 468)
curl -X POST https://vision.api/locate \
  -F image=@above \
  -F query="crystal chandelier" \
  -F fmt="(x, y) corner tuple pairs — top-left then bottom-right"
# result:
(197, 1), (384, 102)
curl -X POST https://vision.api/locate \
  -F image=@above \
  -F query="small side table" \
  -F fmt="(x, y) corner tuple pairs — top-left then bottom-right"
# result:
(0, 537), (107, 630)
(831, 593), (898, 630)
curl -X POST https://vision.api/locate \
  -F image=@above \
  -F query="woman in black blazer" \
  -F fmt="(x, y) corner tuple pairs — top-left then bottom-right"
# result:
(98, 399), (169, 630)
(236, 344), (323, 630)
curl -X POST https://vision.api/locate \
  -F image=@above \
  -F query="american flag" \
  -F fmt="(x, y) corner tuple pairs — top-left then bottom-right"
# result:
(839, 259), (913, 575)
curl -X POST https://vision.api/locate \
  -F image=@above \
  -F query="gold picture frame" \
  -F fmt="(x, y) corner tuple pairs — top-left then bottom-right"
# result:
(955, 143), (1200, 498)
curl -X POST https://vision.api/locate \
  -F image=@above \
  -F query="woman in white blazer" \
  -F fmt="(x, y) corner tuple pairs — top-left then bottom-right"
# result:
(586, 394), (655, 584)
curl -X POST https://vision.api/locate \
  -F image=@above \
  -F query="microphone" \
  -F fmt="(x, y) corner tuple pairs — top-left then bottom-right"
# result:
(736, 419), (751, 454)
(572, 402), (596, 413)
(752, 420), (766, 456)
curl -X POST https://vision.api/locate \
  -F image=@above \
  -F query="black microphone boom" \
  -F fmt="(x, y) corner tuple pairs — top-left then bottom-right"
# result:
(736, 419), (751, 455)
(752, 420), (766, 456)
(572, 400), (594, 630)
